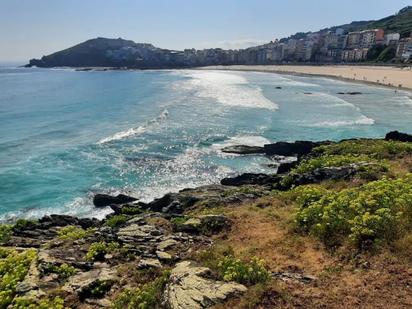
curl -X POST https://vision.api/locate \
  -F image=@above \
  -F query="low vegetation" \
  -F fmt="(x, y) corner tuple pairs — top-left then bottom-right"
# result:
(294, 174), (412, 248)
(57, 225), (95, 240)
(112, 271), (170, 309)
(218, 256), (270, 285)
(12, 296), (66, 309)
(85, 241), (120, 261)
(41, 263), (77, 280)
(105, 214), (128, 228)
(0, 248), (36, 308)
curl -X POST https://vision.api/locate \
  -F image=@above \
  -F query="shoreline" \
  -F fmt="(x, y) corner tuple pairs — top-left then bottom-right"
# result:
(199, 65), (412, 91)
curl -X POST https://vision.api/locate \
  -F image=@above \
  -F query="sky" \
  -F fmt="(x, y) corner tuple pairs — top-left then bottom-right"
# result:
(0, 0), (411, 62)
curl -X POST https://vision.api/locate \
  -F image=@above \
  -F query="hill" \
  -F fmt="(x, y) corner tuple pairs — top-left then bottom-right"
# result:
(28, 37), (184, 69)
(282, 6), (412, 43)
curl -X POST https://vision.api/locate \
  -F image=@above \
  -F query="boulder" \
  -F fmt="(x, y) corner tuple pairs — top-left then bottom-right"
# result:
(385, 131), (412, 142)
(276, 161), (298, 174)
(162, 261), (247, 309)
(264, 141), (326, 157)
(221, 145), (265, 155)
(93, 193), (138, 207)
(138, 258), (162, 269)
(221, 173), (281, 188)
(174, 215), (231, 235)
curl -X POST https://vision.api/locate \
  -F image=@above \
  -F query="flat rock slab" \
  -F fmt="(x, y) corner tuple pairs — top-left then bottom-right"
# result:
(163, 261), (247, 309)
(62, 268), (117, 294)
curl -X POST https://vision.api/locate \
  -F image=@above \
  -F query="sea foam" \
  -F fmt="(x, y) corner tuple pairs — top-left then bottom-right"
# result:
(176, 70), (278, 110)
(97, 109), (169, 144)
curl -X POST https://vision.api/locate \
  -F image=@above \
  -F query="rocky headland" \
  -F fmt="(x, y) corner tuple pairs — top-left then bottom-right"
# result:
(2, 131), (412, 308)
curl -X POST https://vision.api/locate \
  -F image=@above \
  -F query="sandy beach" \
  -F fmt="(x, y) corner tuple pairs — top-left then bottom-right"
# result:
(202, 65), (412, 90)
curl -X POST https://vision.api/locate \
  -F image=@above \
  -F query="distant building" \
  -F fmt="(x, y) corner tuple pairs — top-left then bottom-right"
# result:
(347, 32), (361, 49)
(397, 37), (412, 60)
(360, 29), (384, 48)
(384, 33), (400, 45)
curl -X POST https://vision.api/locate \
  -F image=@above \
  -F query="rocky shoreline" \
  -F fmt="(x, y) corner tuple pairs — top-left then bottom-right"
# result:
(1, 130), (412, 308)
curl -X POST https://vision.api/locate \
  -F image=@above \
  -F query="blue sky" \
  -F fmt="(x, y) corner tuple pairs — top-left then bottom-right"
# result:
(0, 0), (411, 61)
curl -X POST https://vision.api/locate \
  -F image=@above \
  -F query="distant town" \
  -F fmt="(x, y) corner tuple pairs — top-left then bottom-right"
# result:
(28, 6), (412, 68)
(177, 28), (411, 66)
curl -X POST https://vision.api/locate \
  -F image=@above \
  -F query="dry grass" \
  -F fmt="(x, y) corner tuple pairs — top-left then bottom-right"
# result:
(208, 194), (412, 308)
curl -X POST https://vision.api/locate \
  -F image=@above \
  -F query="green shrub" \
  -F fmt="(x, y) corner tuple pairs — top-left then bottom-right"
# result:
(112, 271), (170, 309)
(12, 296), (66, 309)
(170, 216), (189, 226)
(86, 241), (120, 261)
(0, 248), (36, 308)
(79, 279), (113, 300)
(42, 263), (77, 280)
(0, 224), (13, 243)
(105, 215), (128, 228)
(57, 226), (94, 240)
(121, 206), (143, 215)
(13, 219), (37, 231)
(314, 140), (412, 159)
(217, 256), (270, 285)
(222, 186), (262, 198)
(295, 174), (412, 248)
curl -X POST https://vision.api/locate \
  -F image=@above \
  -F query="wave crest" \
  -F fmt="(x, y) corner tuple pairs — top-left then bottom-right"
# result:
(98, 109), (169, 144)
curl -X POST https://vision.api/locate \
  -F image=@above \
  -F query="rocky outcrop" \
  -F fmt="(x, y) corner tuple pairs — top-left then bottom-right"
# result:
(264, 141), (329, 157)
(221, 173), (282, 188)
(162, 261), (247, 309)
(221, 145), (265, 155)
(175, 215), (232, 235)
(289, 165), (359, 186)
(93, 193), (138, 207)
(385, 131), (412, 142)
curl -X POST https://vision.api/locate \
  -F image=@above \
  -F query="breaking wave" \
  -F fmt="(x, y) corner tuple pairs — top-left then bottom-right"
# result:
(175, 70), (278, 110)
(97, 109), (169, 144)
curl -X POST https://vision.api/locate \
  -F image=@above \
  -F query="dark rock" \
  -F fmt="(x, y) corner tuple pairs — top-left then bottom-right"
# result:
(109, 203), (144, 215)
(93, 193), (138, 207)
(146, 193), (179, 212)
(221, 145), (265, 155)
(276, 161), (298, 174)
(264, 141), (328, 157)
(221, 173), (281, 188)
(38, 215), (100, 229)
(290, 166), (358, 186)
(385, 131), (412, 142)
(337, 92), (362, 95)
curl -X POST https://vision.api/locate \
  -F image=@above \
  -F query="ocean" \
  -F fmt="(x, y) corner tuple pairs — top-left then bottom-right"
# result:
(1, 65), (412, 220)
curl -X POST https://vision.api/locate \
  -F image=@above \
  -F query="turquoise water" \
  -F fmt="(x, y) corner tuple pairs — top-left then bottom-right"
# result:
(1, 65), (412, 220)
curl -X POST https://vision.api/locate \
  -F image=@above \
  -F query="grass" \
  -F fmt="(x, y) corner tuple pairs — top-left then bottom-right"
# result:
(313, 139), (412, 159)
